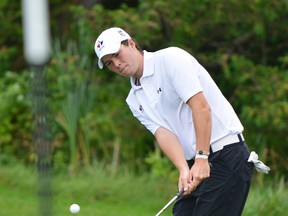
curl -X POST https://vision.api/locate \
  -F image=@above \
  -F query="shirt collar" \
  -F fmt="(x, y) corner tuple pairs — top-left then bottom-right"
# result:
(130, 50), (155, 92)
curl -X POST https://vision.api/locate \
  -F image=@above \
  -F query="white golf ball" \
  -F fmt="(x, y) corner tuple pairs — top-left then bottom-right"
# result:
(70, 203), (80, 214)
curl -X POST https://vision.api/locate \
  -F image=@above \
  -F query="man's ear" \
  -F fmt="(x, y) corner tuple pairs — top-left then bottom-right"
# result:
(128, 39), (136, 48)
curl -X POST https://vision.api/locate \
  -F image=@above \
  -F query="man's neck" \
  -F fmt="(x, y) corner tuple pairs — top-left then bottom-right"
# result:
(134, 53), (144, 85)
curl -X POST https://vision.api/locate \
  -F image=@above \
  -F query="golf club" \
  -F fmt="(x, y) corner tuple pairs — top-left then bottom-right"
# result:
(155, 189), (184, 216)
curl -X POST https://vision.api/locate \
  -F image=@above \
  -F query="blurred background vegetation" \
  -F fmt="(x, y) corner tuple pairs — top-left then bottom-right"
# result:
(0, 0), (287, 180)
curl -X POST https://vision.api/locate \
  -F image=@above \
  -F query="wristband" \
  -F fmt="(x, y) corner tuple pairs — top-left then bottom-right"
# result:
(195, 154), (209, 159)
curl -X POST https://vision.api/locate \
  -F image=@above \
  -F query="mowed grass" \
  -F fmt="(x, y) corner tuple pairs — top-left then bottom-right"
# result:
(0, 163), (176, 216)
(0, 163), (287, 216)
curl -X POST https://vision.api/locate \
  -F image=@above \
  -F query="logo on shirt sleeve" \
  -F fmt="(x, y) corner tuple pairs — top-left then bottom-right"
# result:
(157, 87), (162, 94)
(139, 105), (144, 113)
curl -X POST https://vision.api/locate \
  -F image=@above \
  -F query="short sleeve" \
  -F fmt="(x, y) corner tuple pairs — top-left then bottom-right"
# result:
(163, 47), (203, 103)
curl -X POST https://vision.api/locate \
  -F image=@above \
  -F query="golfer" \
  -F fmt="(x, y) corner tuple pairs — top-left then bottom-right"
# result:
(94, 27), (253, 216)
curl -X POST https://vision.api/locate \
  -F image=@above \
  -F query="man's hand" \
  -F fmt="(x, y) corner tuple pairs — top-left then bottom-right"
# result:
(178, 166), (192, 196)
(177, 159), (210, 196)
(188, 159), (210, 194)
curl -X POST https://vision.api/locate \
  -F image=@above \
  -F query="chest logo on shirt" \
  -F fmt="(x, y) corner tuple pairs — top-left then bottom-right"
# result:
(157, 87), (162, 94)
(139, 105), (144, 113)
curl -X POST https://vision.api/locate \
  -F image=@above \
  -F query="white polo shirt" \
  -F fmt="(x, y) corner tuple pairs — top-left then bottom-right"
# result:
(126, 47), (243, 160)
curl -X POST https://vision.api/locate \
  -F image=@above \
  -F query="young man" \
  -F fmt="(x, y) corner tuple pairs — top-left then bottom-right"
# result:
(94, 27), (255, 216)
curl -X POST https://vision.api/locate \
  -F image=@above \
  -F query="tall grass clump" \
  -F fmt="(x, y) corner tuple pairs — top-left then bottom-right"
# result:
(243, 175), (287, 216)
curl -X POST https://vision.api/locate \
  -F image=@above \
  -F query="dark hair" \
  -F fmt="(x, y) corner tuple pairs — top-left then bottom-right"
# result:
(121, 39), (143, 54)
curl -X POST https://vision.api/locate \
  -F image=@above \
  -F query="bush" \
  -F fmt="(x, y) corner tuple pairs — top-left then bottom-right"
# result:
(0, 71), (33, 164)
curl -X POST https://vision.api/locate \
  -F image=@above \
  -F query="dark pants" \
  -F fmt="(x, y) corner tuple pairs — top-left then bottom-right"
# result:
(172, 141), (253, 216)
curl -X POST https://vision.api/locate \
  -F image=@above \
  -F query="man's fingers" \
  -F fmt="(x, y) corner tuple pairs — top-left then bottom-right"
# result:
(191, 179), (200, 187)
(182, 180), (200, 195)
(179, 178), (200, 195)
(183, 182), (192, 195)
(187, 178), (203, 193)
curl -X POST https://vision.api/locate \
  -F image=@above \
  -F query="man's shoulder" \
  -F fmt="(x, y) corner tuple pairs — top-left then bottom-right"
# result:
(145, 47), (189, 58)
(156, 46), (184, 54)
(154, 46), (192, 60)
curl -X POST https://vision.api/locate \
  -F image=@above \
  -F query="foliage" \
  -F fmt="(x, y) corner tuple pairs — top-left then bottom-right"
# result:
(0, 71), (33, 164)
(44, 40), (154, 174)
(0, 0), (23, 72)
(0, 0), (287, 177)
(63, 0), (288, 175)
(226, 55), (288, 173)
(145, 142), (178, 181)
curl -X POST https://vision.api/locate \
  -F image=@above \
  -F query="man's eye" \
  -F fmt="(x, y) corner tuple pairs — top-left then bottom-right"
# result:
(106, 61), (111, 66)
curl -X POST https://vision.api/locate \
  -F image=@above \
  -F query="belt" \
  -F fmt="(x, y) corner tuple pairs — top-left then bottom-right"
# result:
(210, 133), (244, 153)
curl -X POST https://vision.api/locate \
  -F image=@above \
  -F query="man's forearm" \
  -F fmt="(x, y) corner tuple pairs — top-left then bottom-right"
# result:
(155, 127), (188, 172)
(193, 105), (211, 153)
(187, 92), (212, 153)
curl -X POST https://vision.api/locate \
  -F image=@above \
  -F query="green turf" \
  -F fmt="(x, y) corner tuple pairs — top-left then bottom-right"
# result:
(0, 163), (287, 216)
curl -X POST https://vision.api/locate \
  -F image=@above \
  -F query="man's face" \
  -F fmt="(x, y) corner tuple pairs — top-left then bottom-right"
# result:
(101, 40), (142, 78)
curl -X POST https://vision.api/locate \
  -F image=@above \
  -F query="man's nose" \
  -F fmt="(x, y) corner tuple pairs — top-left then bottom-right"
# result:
(113, 58), (121, 68)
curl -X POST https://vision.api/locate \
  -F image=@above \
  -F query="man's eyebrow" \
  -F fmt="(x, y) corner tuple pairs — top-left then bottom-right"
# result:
(103, 53), (118, 65)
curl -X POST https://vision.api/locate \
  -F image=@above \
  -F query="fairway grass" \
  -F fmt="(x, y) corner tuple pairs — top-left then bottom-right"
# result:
(0, 163), (287, 216)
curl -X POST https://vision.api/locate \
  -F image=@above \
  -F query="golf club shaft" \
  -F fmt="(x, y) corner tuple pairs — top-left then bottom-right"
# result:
(155, 189), (184, 216)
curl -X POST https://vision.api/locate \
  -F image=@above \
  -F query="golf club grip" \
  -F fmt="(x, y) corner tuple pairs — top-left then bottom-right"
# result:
(177, 188), (184, 197)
